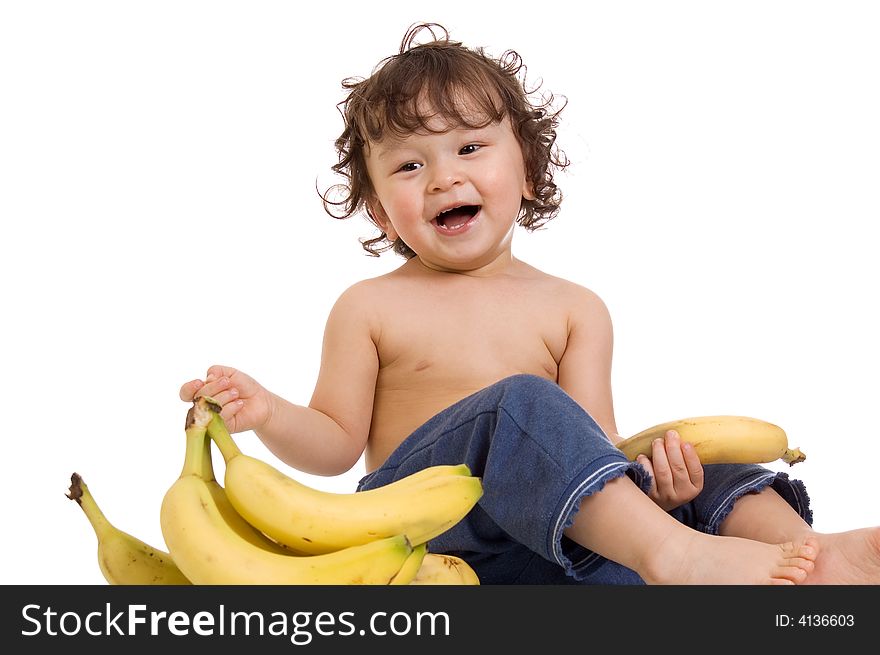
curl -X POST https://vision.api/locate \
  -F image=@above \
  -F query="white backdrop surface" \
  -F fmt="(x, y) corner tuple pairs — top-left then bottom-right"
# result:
(2, 1), (878, 584)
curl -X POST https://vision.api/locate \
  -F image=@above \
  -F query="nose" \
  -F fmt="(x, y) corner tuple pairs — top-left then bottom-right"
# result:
(428, 157), (464, 193)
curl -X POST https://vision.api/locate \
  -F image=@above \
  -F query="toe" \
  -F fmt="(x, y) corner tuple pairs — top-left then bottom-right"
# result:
(773, 565), (809, 584)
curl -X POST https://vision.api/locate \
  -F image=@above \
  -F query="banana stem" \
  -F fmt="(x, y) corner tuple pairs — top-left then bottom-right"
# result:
(782, 448), (806, 466)
(200, 432), (216, 482)
(66, 473), (112, 541)
(200, 399), (242, 462)
(181, 401), (215, 478)
(181, 424), (210, 478)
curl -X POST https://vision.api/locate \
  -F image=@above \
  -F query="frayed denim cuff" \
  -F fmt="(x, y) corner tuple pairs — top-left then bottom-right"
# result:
(700, 469), (813, 534)
(550, 456), (651, 580)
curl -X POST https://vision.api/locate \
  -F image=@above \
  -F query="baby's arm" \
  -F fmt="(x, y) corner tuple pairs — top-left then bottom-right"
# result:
(556, 285), (703, 510)
(556, 285), (620, 442)
(182, 283), (380, 477)
(261, 282), (380, 475)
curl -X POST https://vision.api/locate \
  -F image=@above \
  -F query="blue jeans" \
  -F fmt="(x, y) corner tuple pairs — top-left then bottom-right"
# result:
(357, 374), (812, 584)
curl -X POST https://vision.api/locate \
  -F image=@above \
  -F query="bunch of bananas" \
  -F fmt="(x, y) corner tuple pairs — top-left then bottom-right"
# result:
(68, 396), (483, 585)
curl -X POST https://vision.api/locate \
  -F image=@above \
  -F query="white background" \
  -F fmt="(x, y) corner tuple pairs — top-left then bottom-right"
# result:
(2, 1), (878, 585)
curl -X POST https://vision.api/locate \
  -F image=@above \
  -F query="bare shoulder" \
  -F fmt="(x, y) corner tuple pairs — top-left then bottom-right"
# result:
(564, 280), (612, 326)
(332, 276), (385, 307)
(519, 262), (612, 327)
(324, 269), (409, 339)
(329, 272), (399, 314)
(335, 261), (414, 298)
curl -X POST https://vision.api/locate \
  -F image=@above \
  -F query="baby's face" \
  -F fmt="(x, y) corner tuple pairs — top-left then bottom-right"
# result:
(364, 112), (534, 273)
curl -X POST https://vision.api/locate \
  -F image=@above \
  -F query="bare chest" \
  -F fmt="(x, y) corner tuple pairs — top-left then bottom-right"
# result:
(375, 290), (568, 389)
(363, 273), (574, 469)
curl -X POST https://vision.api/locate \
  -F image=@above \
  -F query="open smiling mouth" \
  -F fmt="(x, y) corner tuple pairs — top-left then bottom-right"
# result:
(431, 205), (481, 232)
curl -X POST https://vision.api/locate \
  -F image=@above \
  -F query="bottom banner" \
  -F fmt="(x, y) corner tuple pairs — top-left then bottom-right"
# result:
(4, 585), (876, 652)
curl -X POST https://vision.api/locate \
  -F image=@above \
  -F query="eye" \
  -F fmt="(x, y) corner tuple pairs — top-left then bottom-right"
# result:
(396, 162), (421, 173)
(459, 144), (481, 155)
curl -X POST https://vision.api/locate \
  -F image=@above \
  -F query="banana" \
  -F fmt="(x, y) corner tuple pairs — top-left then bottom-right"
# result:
(409, 552), (481, 585)
(389, 542), (428, 585)
(616, 415), (806, 465)
(197, 422), (301, 555)
(160, 401), (413, 584)
(66, 472), (191, 585)
(200, 396), (483, 555)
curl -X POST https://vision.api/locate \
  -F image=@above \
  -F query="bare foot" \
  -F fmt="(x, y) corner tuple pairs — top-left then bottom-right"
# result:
(800, 527), (880, 585)
(642, 530), (817, 585)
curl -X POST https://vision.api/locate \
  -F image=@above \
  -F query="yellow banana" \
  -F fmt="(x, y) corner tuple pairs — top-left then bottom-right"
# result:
(389, 543), (428, 585)
(196, 423), (300, 555)
(159, 401), (413, 584)
(409, 552), (481, 585)
(616, 415), (806, 465)
(66, 472), (191, 585)
(200, 396), (483, 555)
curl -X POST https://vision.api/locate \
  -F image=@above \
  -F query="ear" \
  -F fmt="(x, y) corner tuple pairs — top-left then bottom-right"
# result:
(521, 174), (536, 201)
(366, 197), (399, 241)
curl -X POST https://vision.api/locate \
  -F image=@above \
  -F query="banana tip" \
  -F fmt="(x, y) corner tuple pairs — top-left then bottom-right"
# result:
(187, 396), (221, 430)
(783, 448), (806, 466)
(66, 472), (84, 502)
(197, 395), (222, 413)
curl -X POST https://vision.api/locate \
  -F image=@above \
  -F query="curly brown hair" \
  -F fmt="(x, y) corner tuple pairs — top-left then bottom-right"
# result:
(320, 23), (569, 258)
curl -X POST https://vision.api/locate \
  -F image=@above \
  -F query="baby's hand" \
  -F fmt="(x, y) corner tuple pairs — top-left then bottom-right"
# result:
(179, 365), (273, 435)
(636, 430), (704, 511)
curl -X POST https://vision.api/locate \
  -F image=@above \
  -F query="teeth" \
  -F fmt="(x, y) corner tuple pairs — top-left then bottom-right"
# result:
(433, 205), (478, 230)
(436, 220), (469, 231)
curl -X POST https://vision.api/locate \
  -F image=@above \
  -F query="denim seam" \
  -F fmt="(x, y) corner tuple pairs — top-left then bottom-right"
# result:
(777, 475), (813, 526)
(550, 460), (634, 567)
(509, 551), (550, 584)
(365, 382), (614, 483)
(706, 471), (777, 529)
(497, 405), (571, 469)
(571, 551), (602, 570)
(496, 403), (620, 476)
(779, 477), (805, 518)
(379, 404), (594, 479)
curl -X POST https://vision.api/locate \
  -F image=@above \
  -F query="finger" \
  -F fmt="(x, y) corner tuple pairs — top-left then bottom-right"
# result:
(681, 441), (705, 490)
(219, 399), (244, 424)
(179, 379), (204, 402)
(196, 376), (232, 401)
(651, 438), (674, 488)
(206, 365), (238, 383)
(205, 388), (239, 409)
(663, 430), (690, 482)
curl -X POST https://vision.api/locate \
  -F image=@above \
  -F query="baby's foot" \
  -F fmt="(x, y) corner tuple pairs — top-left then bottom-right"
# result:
(801, 527), (880, 585)
(643, 531), (817, 585)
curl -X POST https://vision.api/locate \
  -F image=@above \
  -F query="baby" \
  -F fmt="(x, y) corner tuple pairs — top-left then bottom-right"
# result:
(181, 23), (880, 585)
